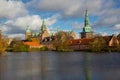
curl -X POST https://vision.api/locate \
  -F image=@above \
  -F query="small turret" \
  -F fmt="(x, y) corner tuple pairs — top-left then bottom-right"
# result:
(26, 25), (31, 33)
(25, 25), (31, 40)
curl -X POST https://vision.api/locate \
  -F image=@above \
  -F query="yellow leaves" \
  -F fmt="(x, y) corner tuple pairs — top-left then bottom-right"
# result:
(0, 36), (8, 54)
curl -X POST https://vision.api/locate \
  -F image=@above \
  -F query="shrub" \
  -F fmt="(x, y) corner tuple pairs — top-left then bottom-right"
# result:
(39, 46), (48, 51)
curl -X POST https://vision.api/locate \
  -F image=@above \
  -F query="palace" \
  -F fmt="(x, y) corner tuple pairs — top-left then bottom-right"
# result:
(24, 20), (76, 48)
(25, 20), (50, 41)
(23, 10), (119, 50)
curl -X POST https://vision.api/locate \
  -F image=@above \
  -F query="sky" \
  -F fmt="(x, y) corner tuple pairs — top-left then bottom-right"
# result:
(0, 0), (120, 39)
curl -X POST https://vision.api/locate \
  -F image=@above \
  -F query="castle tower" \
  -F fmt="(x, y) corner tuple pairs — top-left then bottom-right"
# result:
(25, 26), (31, 40)
(80, 10), (93, 38)
(41, 20), (47, 32)
(40, 20), (49, 40)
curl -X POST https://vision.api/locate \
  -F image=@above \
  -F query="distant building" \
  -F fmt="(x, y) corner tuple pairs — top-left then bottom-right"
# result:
(24, 20), (50, 48)
(80, 10), (93, 38)
(25, 20), (50, 41)
(41, 30), (76, 50)
(68, 30), (76, 39)
(70, 38), (94, 50)
(102, 35), (119, 47)
(70, 35), (119, 50)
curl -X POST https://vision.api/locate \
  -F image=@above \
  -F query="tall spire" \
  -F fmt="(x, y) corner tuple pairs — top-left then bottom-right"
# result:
(83, 10), (91, 32)
(41, 20), (47, 32)
(84, 9), (90, 27)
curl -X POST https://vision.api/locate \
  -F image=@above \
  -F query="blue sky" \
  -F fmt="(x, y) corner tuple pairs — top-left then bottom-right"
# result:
(0, 0), (120, 39)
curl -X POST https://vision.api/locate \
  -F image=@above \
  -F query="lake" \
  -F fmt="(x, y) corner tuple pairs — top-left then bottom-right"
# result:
(0, 51), (120, 80)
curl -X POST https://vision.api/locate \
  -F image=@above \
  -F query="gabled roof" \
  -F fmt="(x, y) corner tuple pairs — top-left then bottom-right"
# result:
(117, 38), (120, 41)
(100, 35), (113, 42)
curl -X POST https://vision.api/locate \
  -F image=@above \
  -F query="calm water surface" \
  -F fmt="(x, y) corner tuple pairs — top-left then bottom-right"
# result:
(0, 51), (120, 80)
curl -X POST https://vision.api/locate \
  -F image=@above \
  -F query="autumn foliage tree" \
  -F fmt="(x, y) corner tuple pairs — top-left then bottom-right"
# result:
(9, 38), (29, 52)
(53, 31), (70, 51)
(0, 30), (8, 54)
(89, 37), (106, 52)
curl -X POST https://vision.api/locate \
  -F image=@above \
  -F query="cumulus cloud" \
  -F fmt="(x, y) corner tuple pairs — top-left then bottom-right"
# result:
(0, 0), (120, 38)
(0, 0), (28, 18)
(99, 32), (108, 36)
(113, 24), (120, 30)
(27, 0), (114, 17)
(0, 14), (59, 39)
(45, 14), (60, 26)
(93, 8), (120, 28)
(27, 0), (120, 32)
(72, 22), (83, 30)
(8, 33), (25, 39)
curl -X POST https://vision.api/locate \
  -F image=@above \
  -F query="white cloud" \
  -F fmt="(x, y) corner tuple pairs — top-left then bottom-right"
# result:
(93, 8), (120, 27)
(27, 0), (114, 17)
(72, 22), (83, 30)
(113, 24), (120, 30)
(0, 0), (28, 18)
(0, 14), (59, 39)
(8, 33), (25, 39)
(28, 0), (120, 32)
(100, 32), (108, 36)
(45, 14), (60, 26)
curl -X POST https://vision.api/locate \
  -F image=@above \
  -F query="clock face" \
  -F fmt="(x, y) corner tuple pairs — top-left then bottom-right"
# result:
(85, 26), (91, 32)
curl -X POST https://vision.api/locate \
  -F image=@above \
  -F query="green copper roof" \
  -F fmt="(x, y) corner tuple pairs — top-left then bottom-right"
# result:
(84, 10), (89, 27)
(83, 10), (91, 32)
(57, 27), (60, 32)
(26, 26), (31, 33)
(50, 33), (54, 36)
(32, 32), (39, 37)
(32, 33), (35, 37)
(41, 20), (47, 32)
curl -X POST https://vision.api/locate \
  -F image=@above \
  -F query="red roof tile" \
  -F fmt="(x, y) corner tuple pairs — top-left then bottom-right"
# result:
(70, 38), (94, 45)
(23, 42), (40, 47)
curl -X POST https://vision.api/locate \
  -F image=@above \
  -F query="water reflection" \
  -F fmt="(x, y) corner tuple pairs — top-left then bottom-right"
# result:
(41, 53), (47, 80)
(0, 52), (120, 80)
(84, 53), (91, 80)
(0, 56), (2, 80)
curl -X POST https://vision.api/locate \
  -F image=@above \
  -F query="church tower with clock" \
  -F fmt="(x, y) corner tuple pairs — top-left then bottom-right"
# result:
(80, 10), (93, 38)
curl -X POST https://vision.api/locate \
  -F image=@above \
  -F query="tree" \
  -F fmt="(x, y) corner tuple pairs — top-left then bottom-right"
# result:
(11, 38), (29, 52)
(117, 33), (120, 38)
(0, 32), (9, 54)
(53, 31), (70, 51)
(89, 37), (106, 52)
